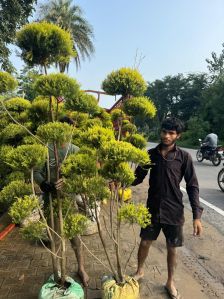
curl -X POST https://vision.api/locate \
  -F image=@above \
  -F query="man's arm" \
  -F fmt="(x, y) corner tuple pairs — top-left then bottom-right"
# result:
(33, 165), (46, 186)
(183, 153), (203, 235)
(33, 165), (55, 193)
(132, 164), (150, 186)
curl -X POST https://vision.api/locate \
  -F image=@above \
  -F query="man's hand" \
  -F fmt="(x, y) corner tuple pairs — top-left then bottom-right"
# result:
(55, 178), (64, 190)
(40, 181), (55, 193)
(193, 219), (202, 236)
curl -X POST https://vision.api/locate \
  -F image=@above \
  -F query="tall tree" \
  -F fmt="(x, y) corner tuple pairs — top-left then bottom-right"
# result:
(146, 74), (185, 123)
(0, 0), (36, 72)
(206, 43), (224, 81)
(202, 76), (224, 139)
(146, 73), (209, 124)
(17, 66), (40, 100)
(39, 0), (95, 71)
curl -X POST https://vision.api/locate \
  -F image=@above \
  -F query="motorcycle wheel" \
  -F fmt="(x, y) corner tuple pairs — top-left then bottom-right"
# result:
(196, 150), (203, 162)
(212, 153), (221, 166)
(217, 168), (224, 192)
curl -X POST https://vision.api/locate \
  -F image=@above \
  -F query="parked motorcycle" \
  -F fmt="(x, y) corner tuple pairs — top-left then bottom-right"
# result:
(218, 163), (224, 192)
(196, 139), (223, 166)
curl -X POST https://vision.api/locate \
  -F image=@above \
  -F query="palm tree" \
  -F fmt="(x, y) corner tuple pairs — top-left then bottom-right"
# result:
(39, 0), (95, 71)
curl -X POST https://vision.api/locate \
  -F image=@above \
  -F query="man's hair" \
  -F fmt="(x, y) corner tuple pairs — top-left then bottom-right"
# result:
(59, 116), (74, 125)
(161, 117), (184, 134)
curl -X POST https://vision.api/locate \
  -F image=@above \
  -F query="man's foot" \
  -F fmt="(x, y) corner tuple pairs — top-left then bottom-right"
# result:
(78, 269), (89, 287)
(164, 285), (181, 299)
(132, 271), (144, 281)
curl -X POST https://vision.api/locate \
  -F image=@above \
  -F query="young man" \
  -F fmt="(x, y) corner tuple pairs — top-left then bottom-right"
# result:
(132, 117), (203, 299)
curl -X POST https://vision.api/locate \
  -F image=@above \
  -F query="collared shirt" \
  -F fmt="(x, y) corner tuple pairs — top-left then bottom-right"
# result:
(132, 144), (203, 225)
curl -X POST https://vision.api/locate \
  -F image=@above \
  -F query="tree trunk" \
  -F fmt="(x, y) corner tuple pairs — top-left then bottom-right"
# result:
(53, 141), (66, 286)
(94, 203), (119, 281)
(114, 187), (124, 283)
(31, 167), (59, 281)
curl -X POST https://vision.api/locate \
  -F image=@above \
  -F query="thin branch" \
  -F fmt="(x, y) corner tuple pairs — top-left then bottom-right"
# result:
(37, 219), (62, 241)
(37, 208), (53, 241)
(39, 239), (62, 259)
(94, 203), (118, 280)
(124, 224), (137, 273)
(102, 215), (118, 245)
(78, 236), (113, 273)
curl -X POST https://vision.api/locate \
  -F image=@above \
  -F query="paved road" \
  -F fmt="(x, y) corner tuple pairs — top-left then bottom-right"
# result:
(182, 147), (224, 211)
(148, 143), (224, 211)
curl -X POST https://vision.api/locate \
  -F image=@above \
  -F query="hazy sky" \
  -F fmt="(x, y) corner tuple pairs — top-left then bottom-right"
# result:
(11, 0), (224, 108)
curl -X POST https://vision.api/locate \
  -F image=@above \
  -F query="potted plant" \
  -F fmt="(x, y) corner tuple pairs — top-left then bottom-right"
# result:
(0, 22), (88, 298)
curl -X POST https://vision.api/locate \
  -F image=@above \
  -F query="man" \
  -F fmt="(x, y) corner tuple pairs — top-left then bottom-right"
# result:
(132, 117), (203, 299)
(201, 132), (218, 155)
(34, 116), (89, 287)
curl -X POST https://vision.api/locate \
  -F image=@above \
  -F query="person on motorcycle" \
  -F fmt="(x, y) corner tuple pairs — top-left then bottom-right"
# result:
(201, 133), (218, 155)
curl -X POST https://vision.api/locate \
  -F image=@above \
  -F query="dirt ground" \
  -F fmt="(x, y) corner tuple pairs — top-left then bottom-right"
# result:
(131, 176), (224, 299)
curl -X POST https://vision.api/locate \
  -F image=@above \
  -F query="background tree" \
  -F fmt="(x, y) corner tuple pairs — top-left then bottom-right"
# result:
(0, 0), (36, 72)
(39, 0), (95, 71)
(202, 76), (224, 139)
(17, 66), (40, 100)
(146, 73), (209, 140)
(182, 116), (210, 146)
(206, 43), (224, 81)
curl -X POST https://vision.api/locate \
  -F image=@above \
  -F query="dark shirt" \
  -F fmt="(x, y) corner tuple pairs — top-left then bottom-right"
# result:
(132, 144), (203, 225)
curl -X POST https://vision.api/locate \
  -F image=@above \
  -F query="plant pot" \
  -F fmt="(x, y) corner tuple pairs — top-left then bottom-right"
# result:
(118, 188), (132, 202)
(81, 219), (98, 236)
(21, 208), (40, 227)
(102, 275), (139, 299)
(39, 274), (84, 299)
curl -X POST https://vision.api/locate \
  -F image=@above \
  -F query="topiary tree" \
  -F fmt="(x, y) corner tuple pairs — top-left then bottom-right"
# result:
(123, 96), (157, 120)
(34, 73), (80, 100)
(102, 67), (147, 97)
(124, 133), (147, 149)
(16, 22), (76, 74)
(61, 126), (152, 293)
(1, 21), (88, 296)
(0, 97), (32, 147)
(0, 71), (18, 94)
(2, 22), (155, 299)
(65, 91), (100, 115)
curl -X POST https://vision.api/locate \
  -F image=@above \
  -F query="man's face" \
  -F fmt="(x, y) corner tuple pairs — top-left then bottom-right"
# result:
(160, 128), (180, 146)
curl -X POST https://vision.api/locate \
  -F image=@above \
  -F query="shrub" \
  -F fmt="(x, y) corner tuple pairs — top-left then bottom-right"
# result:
(0, 72), (17, 93)
(34, 73), (80, 100)
(118, 203), (151, 228)
(66, 92), (100, 115)
(124, 134), (147, 149)
(123, 96), (156, 119)
(16, 22), (75, 68)
(9, 195), (39, 224)
(0, 180), (32, 206)
(37, 122), (73, 145)
(6, 144), (47, 171)
(102, 67), (147, 96)
(5, 97), (31, 112)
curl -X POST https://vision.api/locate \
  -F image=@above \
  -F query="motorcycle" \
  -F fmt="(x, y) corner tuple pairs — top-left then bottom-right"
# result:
(196, 139), (223, 166)
(218, 163), (224, 192)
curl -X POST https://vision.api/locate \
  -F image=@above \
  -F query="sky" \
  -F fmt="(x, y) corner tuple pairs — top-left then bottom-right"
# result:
(11, 0), (224, 108)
